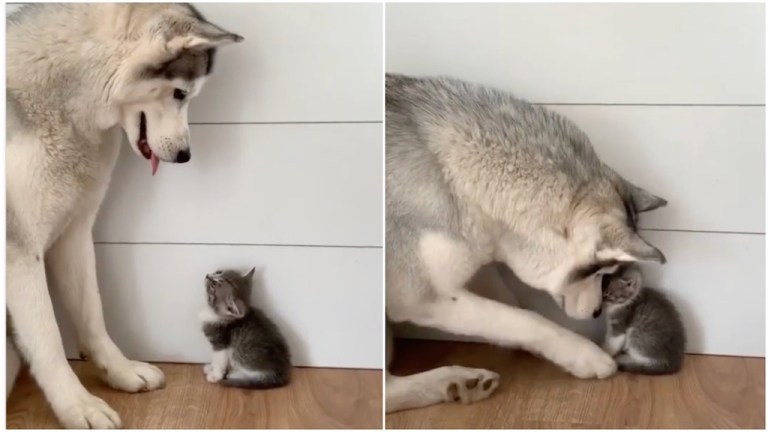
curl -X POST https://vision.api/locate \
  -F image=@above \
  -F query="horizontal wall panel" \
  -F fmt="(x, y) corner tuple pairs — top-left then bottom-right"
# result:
(387, 3), (765, 104)
(189, 3), (383, 123)
(53, 244), (383, 368)
(94, 123), (383, 247)
(546, 105), (765, 234)
(397, 231), (765, 357)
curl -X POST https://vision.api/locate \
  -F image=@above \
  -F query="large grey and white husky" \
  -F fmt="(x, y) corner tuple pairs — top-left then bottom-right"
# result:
(6, 4), (241, 428)
(385, 74), (667, 412)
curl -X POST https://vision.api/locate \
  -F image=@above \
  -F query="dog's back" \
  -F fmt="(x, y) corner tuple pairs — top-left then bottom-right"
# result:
(386, 74), (619, 235)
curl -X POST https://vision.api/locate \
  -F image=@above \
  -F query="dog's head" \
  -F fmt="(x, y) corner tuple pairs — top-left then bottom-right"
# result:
(499, 180), (666, 320)
(110, 4), (243, 174)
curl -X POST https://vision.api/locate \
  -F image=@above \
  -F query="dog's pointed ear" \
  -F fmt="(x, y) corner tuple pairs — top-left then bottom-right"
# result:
(626, 182), (667, 213)
(597, 232), (666, 264)
(179, 21), (243, 50)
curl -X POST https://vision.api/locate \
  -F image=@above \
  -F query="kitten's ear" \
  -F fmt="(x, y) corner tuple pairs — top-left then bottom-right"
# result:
(620, 267), (643, 294)
(243, 267), (256, 280)
(225, 298), (246, 318)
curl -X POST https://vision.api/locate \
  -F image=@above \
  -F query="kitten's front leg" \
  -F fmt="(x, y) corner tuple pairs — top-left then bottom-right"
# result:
(205, 350), (230, 383)
(602, 332), (626, 356)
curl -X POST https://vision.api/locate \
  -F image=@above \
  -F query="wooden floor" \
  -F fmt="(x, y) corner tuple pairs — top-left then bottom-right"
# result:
(7, 361), (382, 429)
(387, 339), (765, 429)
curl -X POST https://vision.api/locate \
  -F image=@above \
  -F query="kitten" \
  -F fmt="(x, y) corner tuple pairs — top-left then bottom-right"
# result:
(200, 267), (292, 388)
(601, 264), (686, 374)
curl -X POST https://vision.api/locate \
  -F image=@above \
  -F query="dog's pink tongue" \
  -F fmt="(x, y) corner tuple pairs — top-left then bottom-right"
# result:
(151, 154), (160, 176)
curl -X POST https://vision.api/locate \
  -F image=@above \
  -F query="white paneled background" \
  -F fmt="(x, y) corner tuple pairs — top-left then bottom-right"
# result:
(387, 3), (765, 357)
(6, 3), (383, 369)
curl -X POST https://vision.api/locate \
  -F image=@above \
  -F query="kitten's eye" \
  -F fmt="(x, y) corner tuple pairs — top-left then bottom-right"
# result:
(173, 88), (187, 101)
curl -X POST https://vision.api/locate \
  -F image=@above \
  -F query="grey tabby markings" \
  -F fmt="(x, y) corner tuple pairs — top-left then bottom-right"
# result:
(203, 268), (292, 388)
(602, 265), (686, 374)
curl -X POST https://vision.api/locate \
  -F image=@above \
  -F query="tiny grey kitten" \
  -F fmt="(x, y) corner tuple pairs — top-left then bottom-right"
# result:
(200, 267), (292, 388)
(601, 264), (686, 374)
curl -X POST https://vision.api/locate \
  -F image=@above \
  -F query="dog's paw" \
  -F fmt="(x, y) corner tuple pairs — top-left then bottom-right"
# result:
(101, 359), (166, 392)
(565, 342), (618, 379)
(439, 366), (500, 404)
(53, 391), (121, 429)
(205, 368), (224, 383)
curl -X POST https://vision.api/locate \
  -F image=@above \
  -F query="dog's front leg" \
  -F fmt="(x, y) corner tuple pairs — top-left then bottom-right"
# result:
(386, 367), (500, 413)
(46, 217), (166, 393)
(8, 247), (121, 428)
(417, 292), (617, 379)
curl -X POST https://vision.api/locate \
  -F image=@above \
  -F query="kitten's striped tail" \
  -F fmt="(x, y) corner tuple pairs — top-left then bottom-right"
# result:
(220, 369), (290, 389)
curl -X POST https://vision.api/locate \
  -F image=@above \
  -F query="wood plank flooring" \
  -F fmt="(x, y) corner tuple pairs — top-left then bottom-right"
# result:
(386, 339), (765, 429)
(7, 361), (382, 429)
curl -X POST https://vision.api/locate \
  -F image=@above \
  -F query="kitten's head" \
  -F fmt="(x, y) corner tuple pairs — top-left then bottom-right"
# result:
(204, 267), (256, 319)
(602, 264), (643, 306)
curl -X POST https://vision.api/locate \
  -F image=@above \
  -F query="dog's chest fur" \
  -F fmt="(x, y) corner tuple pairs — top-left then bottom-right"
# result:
(6, 115), (123, 248)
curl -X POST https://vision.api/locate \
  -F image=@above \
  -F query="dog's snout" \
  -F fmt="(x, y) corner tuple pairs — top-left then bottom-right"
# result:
(592, 307), (603, 319)
(175, 149), (191, 163)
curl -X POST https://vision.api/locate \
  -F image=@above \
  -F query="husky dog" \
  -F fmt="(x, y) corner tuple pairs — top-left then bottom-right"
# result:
(7, 4), (241, 428)
(385, 74), (668, 412)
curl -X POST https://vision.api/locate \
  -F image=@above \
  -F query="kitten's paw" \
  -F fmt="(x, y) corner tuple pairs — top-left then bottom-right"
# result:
(565, 342), (618, 379)
(203, 364), (212, 375)
(100, 359), (166, 392)
(206, 369), (224, 383)
(438, 366), (500, 404)
(52, 389), (121, 429)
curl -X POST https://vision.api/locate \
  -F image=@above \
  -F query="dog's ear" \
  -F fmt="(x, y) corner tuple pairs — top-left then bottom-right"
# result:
(626, 182), (667, 213)
(175, 20), (243, 51)
(597, 232), (666, 264)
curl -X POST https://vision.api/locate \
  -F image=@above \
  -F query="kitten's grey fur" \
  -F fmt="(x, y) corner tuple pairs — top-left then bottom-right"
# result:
(201, 268), (292, 388)
(602, 264), (686, 374)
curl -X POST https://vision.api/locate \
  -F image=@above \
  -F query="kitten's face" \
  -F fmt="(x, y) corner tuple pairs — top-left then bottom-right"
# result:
(205, 268), (255, 319)
(602, 265), (643, 305)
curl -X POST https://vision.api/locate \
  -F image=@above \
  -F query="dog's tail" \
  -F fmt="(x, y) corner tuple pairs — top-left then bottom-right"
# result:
(617, 355), (682, 375)
(220, 369), (290, 389)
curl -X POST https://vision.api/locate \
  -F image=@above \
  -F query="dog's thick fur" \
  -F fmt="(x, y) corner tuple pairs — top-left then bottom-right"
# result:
(385, 74), (667, 412)
(6, 4), (241, 428)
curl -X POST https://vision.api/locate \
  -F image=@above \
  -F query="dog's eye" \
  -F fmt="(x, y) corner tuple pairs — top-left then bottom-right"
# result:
(173, 89), (187, 101)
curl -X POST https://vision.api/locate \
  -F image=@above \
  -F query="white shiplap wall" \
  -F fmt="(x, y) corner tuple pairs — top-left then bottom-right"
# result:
(6, 3), (384, 369)
(387, 3), (765, 357)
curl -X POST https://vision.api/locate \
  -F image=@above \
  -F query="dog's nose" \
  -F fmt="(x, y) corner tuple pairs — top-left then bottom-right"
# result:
(175, 149), (191, 163)
(592, 307), (602, 318)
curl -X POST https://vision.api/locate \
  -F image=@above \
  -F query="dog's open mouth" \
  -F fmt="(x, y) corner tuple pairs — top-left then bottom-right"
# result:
(138, 112), (160, 176)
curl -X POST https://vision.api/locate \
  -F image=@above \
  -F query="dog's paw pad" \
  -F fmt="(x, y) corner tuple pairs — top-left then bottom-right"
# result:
(442, 367), (500, 404)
